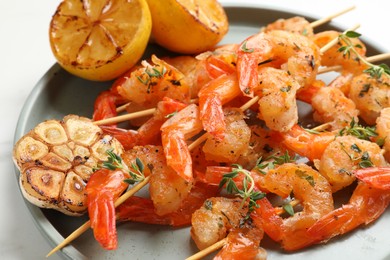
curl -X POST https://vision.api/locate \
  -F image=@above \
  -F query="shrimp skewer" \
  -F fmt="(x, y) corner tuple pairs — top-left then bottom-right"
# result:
(92, 52), (390, 127)
(190, 197), (267, 260)
(187, 163), (332, 259)
(46, 10), (361, 256)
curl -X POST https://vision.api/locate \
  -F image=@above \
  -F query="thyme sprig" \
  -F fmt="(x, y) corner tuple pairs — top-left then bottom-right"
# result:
(101, 149), (145, 184)
(337, 118), (378, 141)
(338, 31), (390, 79)
(255, 151), (297, 174)
(125, 158), (146, 184)
(219, 164), (266, 213)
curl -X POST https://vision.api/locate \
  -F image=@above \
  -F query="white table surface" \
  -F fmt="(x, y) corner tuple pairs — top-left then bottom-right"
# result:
(1, 0), (389, 259)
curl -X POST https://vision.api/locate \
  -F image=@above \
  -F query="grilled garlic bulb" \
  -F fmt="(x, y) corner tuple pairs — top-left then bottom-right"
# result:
(13, 115), (124, 216)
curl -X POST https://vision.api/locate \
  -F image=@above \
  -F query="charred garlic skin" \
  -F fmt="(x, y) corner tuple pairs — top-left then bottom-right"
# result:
(13, 115), (124, 216)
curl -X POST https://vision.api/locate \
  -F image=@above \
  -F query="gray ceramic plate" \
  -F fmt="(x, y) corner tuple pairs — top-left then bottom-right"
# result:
(13, 2), (390, 260)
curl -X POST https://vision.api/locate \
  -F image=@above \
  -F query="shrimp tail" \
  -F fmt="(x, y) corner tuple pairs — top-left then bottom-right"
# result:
(279, 125), (334, 161)
(93, 85), (127, 125)
(162, 131), (193, 182)
(354, 167), (390, 190)
(254, 198), (283, 243)
(116, 196), (186, 226)
(199, 93), (225, 139)
(306, 204), (356, 243)
(89, 191), (118, 250)
(236, 53), (258, 97)
(86, 169), (129, 250)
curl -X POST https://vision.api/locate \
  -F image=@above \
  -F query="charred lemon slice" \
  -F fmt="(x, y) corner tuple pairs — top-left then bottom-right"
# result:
(13, 115), (124, 216)
(49, 0), (152, 81)
(146, 0), (229, 54)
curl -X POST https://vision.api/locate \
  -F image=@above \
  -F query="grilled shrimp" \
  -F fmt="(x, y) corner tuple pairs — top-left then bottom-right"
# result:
(376, 107), (390, 162)
(311, 86), (360, 130)
(117, 55), (191, 109)
(255, 67), (299, 132)
(198, 73), (242, 140)
(214, 223), (267, 260)
(313, 30), (367, 74)
(315, 135), (387, 192)
(349, 72), (390, 125)
(122, 145), (192, 216)
(262, 16), (314, 37)
(92, 84), (128, 125)
(100, 97), (187, 150)
(355, 167), (390, 190)
(202, 108), (251, 163)
(279, 124), (336, 161)
(237, 29), (321, 95)
(191, 197), (245, 250)
(255, 163), (334, 251)
(86, 168), (129, 250)
(116, 182), (218, 226)
(236, 125), (286, 170)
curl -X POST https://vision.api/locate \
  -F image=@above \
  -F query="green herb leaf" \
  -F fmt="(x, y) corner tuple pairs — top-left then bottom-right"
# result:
(359, 151), (374, 168)
(283, 203), (295, 216)
(123, 179), (137, 185)
(345, 31), (361, 38)
(136, 157), (144, 173)
(241, 41), (254, 53)
(204, 200), (213, 210)
(295, 169), (315, 187)
(280, 85), (291, 92)
(350, 143), (362, 153)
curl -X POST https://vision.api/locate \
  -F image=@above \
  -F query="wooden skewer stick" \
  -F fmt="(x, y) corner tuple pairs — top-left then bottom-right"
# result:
(93, 108), (156, 126)
(116, 103), (130, 113)
(318, 52), (390, 74)
(46, 176), (151, 257)
(102, 99), (199, 126)
(186, 238), (227, 260)
(310, 6), (355, 28)
(186, 199), (301, 260)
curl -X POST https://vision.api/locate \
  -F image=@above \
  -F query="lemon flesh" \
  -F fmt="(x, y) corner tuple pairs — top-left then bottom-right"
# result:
(50, 0), (152, 81)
